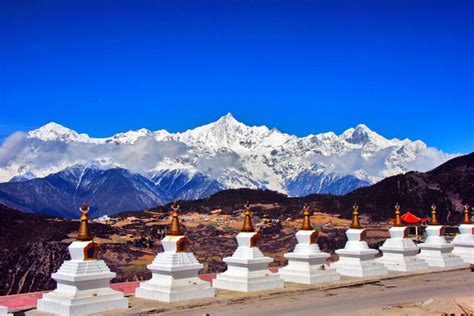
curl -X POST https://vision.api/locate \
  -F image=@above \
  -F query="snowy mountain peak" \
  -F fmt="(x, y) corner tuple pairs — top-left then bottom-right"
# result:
(107, 128), (153, 144)
(9, 171), (36, 183)
(340, 123), (390, 148)
(28, 122), (90, 142)
(207, 113), (248, 131)
(1, 114), (454, 198)
(217, 112), (239, 124)
(67, 160), (114, 171)
(355, 123), (370, 131)
(29, 122), (70, 136)
(178, 113), (271, 151)
(205, 112), (259, 132)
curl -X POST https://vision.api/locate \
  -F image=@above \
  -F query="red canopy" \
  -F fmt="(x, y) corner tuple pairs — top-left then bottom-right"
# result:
(401, 211), (428, 224)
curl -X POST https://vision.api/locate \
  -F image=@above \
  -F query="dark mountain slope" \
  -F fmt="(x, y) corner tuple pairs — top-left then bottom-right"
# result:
(135, 153), (474, 224)
(0, 204), (117, 295)
(336, 152), (474, 221)
(0, 165), (169, 217)
(1, 153), (472, 222)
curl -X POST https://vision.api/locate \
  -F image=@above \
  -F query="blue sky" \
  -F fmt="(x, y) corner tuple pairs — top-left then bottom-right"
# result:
(0, 0), (472, 153)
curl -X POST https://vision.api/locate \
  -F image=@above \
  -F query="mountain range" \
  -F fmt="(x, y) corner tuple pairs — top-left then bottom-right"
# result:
(142, 151), (474, 224)
(0, 113), (454, 216)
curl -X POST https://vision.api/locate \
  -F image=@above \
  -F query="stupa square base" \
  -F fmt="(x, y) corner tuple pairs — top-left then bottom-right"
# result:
(417, 245), (464, 268)
(452, 244), (474, 264)
(332, 250), (388, 277)
(212, 256), (284, 292)
(212, 272), (284, 292)
(377, 251), (429, 272)
(280, 252), (340, 284)
(37, 288), (128, 316)
(0, 306), (12, 316)
(279, 265), (340, 284)
(136, 279), (215, 302)
(451, 224), (474, 264)
(37, 256), (129, 316)
(378, 228), (429, 272)
(332, 228), (388, 277)
(135, 242), (216, 302)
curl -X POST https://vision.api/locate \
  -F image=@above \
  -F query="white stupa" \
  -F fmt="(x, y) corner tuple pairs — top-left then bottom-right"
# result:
(417, 204), (464, 267)
(332, 204), (388, 277)
(451, 204), (474, 264)
(378, 204), (428, 271)
(37, 203), (128, 316)
(280, 205), (340, 284)
(0, 306), (12, 316)
(135, 202), (215, 302)
(212, 203), (284, 292)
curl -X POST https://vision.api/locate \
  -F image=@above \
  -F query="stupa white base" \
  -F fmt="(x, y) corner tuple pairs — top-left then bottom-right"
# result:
(37, 287), (128, 316)
(378, 227), (429, 272)
(280, 230), (340, 284)
(0, 306), (12, 316)
(37, 241), (128, 316)
(417, 226), (464, 268)
(135, 269), (214, 302)
(332, 229), (388, 277)
(451, 224), (474, 264)
(212, 232), (284, 292)
(135, 235), (215, 302)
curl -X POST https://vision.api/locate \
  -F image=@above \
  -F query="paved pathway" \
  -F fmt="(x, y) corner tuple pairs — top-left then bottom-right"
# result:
(166, 269), (474, 316)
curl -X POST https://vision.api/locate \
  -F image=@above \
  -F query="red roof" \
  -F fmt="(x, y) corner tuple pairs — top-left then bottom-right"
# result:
(401, 211), (428, 224)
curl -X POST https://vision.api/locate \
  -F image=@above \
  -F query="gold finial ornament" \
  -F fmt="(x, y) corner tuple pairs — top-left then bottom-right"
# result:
(77, 202), (93, 241)
(462, 204), (471, 224)
(430, 203), (440, 225)
(301, 204), (313, 230)
(168, 202), (183, 236)
(394, 203), (402, 227)
(350, 203), (361, 229)
(241, 202), (255, 232)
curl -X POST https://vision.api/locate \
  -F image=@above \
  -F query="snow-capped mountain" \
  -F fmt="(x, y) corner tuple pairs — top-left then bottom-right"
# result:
(0, 162), (169, 217)
(0, 113), (454, 205)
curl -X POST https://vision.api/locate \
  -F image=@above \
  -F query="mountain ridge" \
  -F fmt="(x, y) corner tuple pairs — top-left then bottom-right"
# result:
(0, 152), (470, 219)
(137, 152), (474, 224)
(0, 113), (455, 210)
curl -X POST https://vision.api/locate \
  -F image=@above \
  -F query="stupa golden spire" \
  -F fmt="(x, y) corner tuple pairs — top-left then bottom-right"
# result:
(301, 204), (313, 230)
(77, 202), (93, 241)
(462, 204), (471, 224)
(430, 203), (440, 225)
(350, 203), (361, 229)
(241, 201), (255, 232)
(168, 201), (183, 236)
(394, 203), (402, 227)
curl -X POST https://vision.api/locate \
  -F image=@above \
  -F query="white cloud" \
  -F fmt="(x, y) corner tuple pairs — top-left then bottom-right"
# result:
(404, 147), (455, 172)
(196, 152), (242, 178)
(0, 134), (193, 181)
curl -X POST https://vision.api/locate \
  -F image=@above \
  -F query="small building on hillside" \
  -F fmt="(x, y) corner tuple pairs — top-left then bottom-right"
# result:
(389, 211), (428, 241)
(401, 212), (428, 241)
